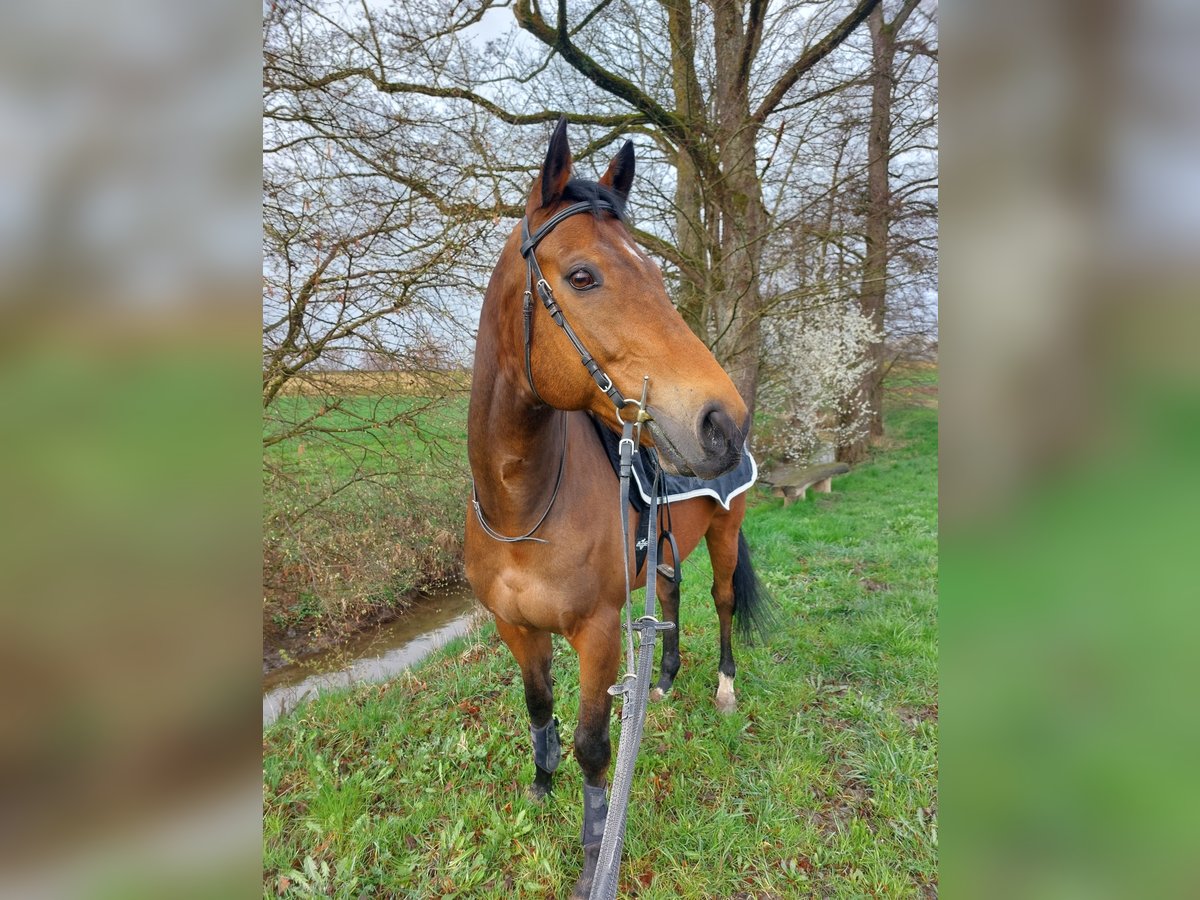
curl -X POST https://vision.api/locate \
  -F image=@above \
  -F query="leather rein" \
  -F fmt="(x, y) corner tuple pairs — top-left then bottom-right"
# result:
(471, 199), (640, 544)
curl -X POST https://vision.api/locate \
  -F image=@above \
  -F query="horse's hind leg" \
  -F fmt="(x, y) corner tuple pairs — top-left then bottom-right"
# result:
(495, 619), (558, 800)
(650, 569), (681, 701)
(706, 513), (741, 714)
(565, 614), (621, 900)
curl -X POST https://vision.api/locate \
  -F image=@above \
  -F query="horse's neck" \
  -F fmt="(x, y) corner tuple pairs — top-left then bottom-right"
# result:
(468, 289), (565, 530)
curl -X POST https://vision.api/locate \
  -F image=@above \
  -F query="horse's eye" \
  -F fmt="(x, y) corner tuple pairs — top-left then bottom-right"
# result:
(568, 268), (596, 290)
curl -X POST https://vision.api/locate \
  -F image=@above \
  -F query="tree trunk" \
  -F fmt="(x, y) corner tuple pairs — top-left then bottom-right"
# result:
(712, 151), (767, 418)
(709, 0), (767, 418)
(839, 3), (894, 463)
(510, 0), (882, 433)
(665, 0), (710, 340)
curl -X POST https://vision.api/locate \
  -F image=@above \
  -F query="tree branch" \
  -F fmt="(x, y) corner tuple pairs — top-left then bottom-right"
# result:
(740, 0), (768, 93)
(265, 63), (643, 128)
(753, 0), (883, 124)
(889, 0), (924, 37)
(512, 0), (715, 175)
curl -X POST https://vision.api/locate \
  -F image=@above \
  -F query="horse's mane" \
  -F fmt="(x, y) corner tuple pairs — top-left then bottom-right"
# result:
(561, 177), (628, 220)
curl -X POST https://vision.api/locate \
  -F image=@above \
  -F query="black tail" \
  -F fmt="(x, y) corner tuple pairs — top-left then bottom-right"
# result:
(732, 529), (775, 644)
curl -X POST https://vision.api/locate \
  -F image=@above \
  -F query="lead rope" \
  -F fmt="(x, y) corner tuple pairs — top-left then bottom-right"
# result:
(615, 418), (639, 673)
(504, 202), (670, 897)
(590, 393), (673, 900)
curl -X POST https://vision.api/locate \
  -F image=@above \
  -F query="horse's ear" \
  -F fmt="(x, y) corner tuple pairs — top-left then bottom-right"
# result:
(599, 140), (635, 205)
(528, 117), (572, 215)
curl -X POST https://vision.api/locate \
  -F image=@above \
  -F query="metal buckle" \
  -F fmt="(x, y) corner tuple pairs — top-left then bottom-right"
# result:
(633, 616), (676, 638)
(607, 673), (638, 697)
(616, 397), (641, 424)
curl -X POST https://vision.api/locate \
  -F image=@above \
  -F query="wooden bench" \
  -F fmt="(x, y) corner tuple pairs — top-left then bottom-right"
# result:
(759, 462), (850, 507)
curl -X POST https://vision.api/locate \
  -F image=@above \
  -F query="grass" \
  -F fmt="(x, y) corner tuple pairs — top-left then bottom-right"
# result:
(275, 369), (471, 398)
(883, 360), (938, 410)
(263, 400), (938, 898)
(265, 394), (469, 484)
(263, 390), (470, 657)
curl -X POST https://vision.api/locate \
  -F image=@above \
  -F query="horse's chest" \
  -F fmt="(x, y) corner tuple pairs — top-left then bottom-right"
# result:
(466, 547), (615, 633)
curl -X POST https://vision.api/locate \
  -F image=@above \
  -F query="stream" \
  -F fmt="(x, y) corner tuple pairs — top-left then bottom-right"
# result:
(262, 582), (483, 726)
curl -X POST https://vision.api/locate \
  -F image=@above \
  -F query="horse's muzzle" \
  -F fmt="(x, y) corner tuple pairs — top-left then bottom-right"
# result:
(645, 401), (745, 479)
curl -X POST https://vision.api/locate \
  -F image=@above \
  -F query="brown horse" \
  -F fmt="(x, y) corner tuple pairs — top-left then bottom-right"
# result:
(464, 119), (770, 898)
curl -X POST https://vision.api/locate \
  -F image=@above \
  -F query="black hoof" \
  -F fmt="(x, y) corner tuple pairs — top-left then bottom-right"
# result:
(570, 842), (601, 899)
(527, 763), (555, 803)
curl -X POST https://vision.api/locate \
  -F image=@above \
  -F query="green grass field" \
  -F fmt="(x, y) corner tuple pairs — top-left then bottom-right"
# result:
(265, 393), (469, 485)
(263, 394), (938, 897)
(263, 391), (471, 656)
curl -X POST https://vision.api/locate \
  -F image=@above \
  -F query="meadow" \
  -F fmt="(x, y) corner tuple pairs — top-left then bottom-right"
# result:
(263, 386), (471, 664)
(263, 386), (938, 897)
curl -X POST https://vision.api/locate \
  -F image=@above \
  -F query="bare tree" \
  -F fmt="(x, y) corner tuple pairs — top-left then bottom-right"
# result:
(838, 0), (937, 462)
(264, 0), (888, 418)
(264, 0), (936, 463)
(263, 2), (499, 634)
(261, 0), (936, 650)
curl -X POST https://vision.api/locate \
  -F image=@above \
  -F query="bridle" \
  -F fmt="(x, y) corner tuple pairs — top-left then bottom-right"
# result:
(516, 201), (675, 900)
(471, 199), (644, 544)
(519, 199), (630, 409)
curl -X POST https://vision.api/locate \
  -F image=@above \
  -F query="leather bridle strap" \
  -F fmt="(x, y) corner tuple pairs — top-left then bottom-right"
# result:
(472, 200), (633, 547)
(470, 412), (568, 544)
(589, 417), (673, 900)
(520, 201), (628, 410)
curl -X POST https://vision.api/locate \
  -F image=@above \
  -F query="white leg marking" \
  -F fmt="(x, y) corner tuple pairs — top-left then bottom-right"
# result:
(715, 672), (736, 713)
(649, 686), (664, 702)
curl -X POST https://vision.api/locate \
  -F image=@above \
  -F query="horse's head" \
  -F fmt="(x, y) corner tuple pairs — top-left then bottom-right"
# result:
(517, 120), (749, 479)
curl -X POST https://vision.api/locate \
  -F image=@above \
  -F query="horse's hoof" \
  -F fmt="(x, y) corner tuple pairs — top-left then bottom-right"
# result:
(570, 885), (589, 900)
(571, 843), (601, 899)
(527, 782), (551, 803)
(649, 686), (665, 702)
(715, 693), (737, 714)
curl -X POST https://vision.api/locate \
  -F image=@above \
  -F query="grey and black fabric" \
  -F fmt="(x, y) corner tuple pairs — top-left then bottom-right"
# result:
(588, 414), (758, 576)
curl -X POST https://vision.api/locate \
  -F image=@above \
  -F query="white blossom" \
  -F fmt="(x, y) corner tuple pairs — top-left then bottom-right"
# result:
(757, 298), (880, 464)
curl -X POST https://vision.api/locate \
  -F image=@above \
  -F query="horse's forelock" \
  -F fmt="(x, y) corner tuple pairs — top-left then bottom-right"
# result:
(561, 178), (628, 220)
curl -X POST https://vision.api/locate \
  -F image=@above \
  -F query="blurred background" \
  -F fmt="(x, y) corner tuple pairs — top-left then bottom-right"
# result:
(0, 0), (1195, 895)
(942, 0), (1200, 896)
(0, 0), (261, 896)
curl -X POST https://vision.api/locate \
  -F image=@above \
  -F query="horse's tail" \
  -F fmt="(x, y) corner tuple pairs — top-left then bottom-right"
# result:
(732, 529), (775, 644)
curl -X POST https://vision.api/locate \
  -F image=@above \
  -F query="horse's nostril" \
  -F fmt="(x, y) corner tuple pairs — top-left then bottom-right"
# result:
(699, 403), (740, 457)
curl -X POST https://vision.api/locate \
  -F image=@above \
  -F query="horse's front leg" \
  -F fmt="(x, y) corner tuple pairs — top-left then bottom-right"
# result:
(650, 568), (681, 701)
(495, 620), (559, 800)
(565, 614), (621, 900)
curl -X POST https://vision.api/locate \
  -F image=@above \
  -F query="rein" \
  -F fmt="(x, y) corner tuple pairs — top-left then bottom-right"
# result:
(469, 413), (567, 544)
(591, 410), (674, 900)
(470, 200), (674, 900)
